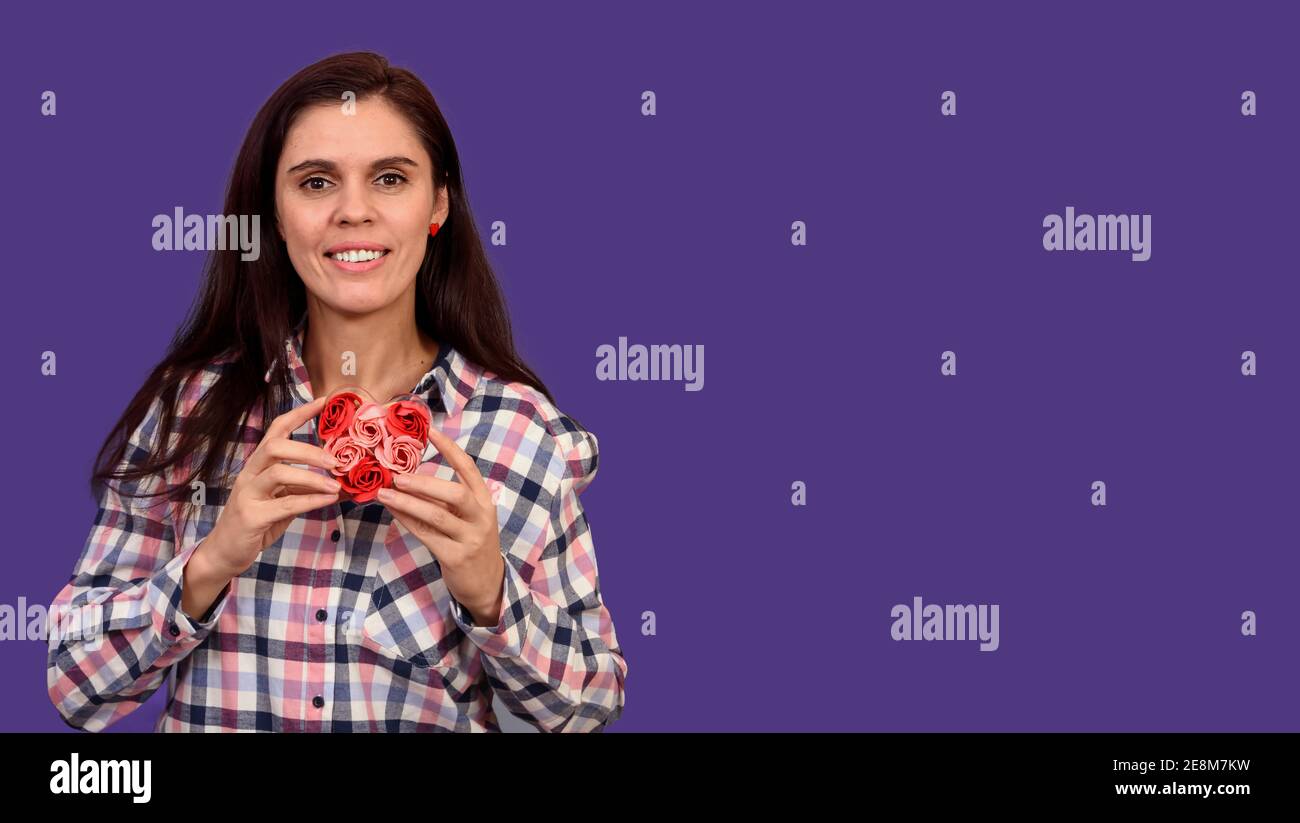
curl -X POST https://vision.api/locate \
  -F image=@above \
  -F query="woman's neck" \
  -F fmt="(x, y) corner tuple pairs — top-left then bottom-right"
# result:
(301, 302), (440, 403)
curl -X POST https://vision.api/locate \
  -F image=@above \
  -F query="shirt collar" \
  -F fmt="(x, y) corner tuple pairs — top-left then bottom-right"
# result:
(263, 314), (476, 418)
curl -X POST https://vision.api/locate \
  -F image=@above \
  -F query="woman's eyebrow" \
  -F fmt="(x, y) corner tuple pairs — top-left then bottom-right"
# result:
(285, 156), (421, 175)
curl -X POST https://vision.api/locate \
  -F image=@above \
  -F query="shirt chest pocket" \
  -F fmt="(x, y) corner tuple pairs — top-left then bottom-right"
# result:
(357, 528), (466, 673)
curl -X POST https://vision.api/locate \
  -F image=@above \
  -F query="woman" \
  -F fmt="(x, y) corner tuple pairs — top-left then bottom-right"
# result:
(45, 52), (627, 732)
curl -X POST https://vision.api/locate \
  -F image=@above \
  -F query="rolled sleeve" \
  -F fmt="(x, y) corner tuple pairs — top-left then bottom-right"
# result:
(46, 386), (228, 731)
(444, 435), (626, 732)
(448, 558), (529, 658)
(146, 539), (229, 646)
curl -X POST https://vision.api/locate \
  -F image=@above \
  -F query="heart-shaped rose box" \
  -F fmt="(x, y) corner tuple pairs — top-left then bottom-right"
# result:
(314, 385), (434, 503)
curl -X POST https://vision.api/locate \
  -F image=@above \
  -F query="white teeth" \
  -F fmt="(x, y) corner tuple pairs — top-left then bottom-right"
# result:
(331, 249), (386, 262)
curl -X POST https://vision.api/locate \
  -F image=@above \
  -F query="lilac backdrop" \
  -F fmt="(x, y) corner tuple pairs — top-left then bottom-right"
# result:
(3, 1), (1297, 731)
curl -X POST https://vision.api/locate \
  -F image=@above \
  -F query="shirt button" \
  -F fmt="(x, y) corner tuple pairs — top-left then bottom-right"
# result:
(312, 695), (325, 709)
(315, 608), (328, 622)
(167, 623), (180, 637)
(331, 529), (341, 542)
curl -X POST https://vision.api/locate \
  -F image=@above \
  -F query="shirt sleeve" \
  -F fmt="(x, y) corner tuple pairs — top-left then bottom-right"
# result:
(447, 433), (628, 733)
(46, 391), (232, 731)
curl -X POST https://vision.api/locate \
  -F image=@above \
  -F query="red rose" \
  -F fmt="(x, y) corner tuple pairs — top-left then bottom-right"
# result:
(319, 391), (364, 440)
(386, 400), (432, 443)
(340, 455), (392, 503)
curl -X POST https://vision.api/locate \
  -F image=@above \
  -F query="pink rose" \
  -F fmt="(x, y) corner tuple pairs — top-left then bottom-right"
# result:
(325, 435), (367, 474)
(376, 434), (424, 475)
(350, 414), (385, 448)
(355, 402), (388, 421)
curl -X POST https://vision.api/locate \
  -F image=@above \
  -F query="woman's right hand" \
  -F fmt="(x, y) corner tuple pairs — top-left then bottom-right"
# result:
(203, 395), (342, 579)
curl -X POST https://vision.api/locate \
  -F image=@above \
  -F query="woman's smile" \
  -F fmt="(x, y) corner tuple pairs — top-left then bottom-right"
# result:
(324, 242), (392, 273)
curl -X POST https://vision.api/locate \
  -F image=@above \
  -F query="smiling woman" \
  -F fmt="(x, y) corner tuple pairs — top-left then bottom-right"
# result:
(45, 51), (627, 733)
(278, 113), (441, 297)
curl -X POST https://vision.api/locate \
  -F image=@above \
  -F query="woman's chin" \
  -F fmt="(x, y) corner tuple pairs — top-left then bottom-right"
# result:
(324, 291), (403, 317)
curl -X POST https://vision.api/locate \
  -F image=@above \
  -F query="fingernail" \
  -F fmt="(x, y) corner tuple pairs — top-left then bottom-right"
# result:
(376, 488), (393, 501)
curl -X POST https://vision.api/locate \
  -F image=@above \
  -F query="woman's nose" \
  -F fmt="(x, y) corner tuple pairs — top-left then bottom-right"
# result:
(334, 180), (377, 225)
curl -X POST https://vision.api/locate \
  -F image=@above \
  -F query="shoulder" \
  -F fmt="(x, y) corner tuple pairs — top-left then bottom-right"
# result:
(107, 352), (237, 504)
(130, 351), (248, 485)
(152, 348), (241, 423)
(127, 353), (233, 449)
(461, 367), (600, 494)
(178, 351), (238, 412)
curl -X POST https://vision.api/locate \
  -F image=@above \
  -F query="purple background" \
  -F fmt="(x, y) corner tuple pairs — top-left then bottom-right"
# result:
(3, 1), (1297, 731)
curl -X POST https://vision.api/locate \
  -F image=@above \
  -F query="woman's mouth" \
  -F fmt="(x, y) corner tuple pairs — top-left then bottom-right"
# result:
(325, 248), (391, 272)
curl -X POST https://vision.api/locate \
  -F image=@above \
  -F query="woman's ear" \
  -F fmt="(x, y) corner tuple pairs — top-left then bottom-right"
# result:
(430, 184), (451, 227)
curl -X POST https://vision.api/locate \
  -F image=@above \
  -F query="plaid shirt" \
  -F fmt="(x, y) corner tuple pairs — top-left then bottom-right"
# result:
(47, 318), (627, 732)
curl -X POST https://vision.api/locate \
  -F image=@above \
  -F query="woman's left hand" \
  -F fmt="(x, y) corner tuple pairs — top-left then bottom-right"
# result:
(375, 426), (506, 627)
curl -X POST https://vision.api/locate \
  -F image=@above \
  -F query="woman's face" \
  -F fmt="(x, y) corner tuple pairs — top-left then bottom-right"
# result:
(275, 96), (449, 317)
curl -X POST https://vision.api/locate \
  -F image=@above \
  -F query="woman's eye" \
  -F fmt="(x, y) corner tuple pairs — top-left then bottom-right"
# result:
(298, 173), (405, 191)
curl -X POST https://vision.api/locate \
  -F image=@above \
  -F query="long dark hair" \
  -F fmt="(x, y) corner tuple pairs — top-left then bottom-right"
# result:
(92, 51), (556, 505)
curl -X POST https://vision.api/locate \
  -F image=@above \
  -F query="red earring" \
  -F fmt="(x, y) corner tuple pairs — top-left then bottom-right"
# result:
(429, 222), (440, 237)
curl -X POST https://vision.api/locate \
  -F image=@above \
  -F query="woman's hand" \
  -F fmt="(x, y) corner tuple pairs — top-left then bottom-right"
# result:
(203, 395), (342, 579)
(375, 425), (507, 627)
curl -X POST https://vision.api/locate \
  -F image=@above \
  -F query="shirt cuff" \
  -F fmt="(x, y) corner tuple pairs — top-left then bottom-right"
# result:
(147, 540), (229, 646)
(449, 558), (529, 658)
